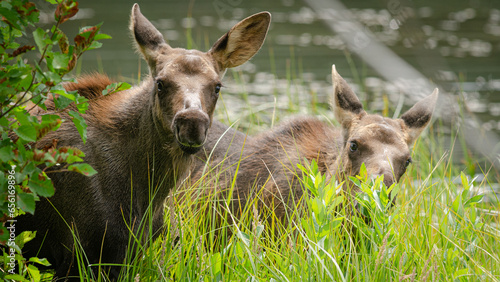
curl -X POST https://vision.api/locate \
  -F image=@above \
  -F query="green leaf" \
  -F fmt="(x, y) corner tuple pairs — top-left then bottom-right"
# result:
(52, 52), (69, 70)
(460, 172), (469, 190)
(234, 241), (245, 260)
(17, 192), (36, 214)
(68, 163), (97, 176)
(75, 95), (89, 113)
(327, 195), (344, 214)
(236, 230), (250, 247)
(102, 82), (132, 95)
(210, 252), (222, 277)
(52, 87), (77, 101)
(40, 114), (62, 127)
(94, 33), (112, 40)
(63, 147), (85, 163)
(45, 51), (55, 72)
(14, 125), (37, 142)
(255, 223), (264, 239)
(68, 110), (87, 143)
(4, 274), (28, 281)
(29, 176), (55, 197)
(372, 190), (383, 211)
(0, 7), (22, 30)
(451, 194), (461, 214)
(29, 257), (52, 267)
(464, 194), (483, 208)
(358, 163), (368, 180)
(14, 139), (28, 163)
(349, 176), (361, 188)
(13, 108), (31, 127)
(0, 226), (8, 243)
(312, 212), (320, 232)
(87, 40), (102, 50)
(78, 23), (100, 35)
(296, 163), (306, 173)
(323, 184), (335, 206)
(23, 162), (37, 176)
(33, 28), (48, 54)
(27, 264), (41, 281)
(44, 70), (62, 85)
(0, 116), (9, 127)
(313, 171), (321, 189)
(18, 230), (37, 249)
(0, 145), (14, 162)
(53, 94), (73, 110)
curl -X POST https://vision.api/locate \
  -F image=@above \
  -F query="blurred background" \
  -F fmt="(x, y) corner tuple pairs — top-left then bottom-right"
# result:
(30, 0), (500, 172)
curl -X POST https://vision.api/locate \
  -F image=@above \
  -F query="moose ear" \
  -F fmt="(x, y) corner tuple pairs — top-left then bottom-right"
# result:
(130, 3), (168, 75)
(209, 12), (271, 71)
(330, 65), (365, 127)
(400, 88), (439, 144)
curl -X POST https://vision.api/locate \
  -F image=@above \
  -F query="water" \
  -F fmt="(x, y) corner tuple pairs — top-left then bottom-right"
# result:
(34, 0), (500, 141)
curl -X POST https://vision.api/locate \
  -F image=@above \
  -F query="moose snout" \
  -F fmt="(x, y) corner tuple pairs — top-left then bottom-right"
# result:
(173, 109), (210, 154)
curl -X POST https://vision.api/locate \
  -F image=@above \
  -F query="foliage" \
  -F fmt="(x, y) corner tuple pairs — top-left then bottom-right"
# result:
(0, 0), (110, 279)
(105, 132), (498, 281)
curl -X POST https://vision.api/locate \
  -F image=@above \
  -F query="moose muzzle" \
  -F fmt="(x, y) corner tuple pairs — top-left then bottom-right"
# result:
(173, 109), (210, 154)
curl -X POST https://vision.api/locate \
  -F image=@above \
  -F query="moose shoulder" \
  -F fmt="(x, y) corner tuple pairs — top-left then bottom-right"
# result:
(181, 64), (438, 233)
(17, 4), (270, 280)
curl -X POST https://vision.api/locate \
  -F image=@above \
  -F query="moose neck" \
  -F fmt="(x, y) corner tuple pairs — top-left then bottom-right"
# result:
(114, 78), (192, 215)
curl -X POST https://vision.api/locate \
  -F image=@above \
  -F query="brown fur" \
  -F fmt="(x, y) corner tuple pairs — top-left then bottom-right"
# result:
(175, 65), (438, 237)
(17, 5), (270, 281)
(65, 73), (114, 100)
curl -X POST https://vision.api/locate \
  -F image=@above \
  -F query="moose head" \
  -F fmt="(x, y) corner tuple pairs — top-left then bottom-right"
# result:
(130, 4), (271, 154)
(330, 65), (438, 188)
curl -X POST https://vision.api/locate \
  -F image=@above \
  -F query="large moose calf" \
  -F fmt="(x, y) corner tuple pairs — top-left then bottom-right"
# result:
(17, 4), (270, 279)
(181, 65), (438, 232)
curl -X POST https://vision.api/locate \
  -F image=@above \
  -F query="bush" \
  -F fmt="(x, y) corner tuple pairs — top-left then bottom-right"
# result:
(0, 0), (109, 279)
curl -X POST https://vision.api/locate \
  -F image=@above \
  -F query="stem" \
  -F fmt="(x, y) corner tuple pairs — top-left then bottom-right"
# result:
(6, 85), (51, 126)
(24, 88), (50, 113)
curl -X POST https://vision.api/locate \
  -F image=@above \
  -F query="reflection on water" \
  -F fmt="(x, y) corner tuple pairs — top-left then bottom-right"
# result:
(34, 0), (500, 135)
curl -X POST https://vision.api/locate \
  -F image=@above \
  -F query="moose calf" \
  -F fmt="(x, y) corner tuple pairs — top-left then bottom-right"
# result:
(17, 4), (270, 280)
(177, 65), (438, 235)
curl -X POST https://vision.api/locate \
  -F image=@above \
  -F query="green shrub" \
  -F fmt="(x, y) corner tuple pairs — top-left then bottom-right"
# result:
(0, 0), (110, 280)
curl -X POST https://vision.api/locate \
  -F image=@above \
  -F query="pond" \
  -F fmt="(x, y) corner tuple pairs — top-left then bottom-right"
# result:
(32, 0), (500, 166)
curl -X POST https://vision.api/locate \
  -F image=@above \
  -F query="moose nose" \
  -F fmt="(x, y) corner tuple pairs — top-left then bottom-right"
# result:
(173, 109), (210, 154)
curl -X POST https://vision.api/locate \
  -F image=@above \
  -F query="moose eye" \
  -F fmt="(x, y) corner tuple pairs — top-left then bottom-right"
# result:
(214, 84), (222, 95)
(157, 80), (164, 92)
(349, 141), (358, 152)
(405, 157), (412, 168)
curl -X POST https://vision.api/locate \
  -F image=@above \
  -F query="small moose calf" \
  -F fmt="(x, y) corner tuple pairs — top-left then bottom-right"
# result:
(176, 64), (438, 236)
